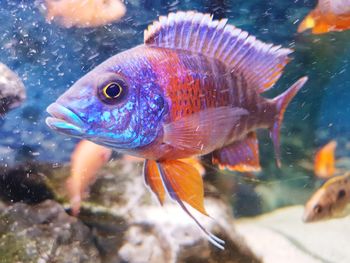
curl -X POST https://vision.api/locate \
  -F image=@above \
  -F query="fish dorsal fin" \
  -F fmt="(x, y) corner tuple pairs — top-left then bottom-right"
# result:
(144, 11), (293, 93)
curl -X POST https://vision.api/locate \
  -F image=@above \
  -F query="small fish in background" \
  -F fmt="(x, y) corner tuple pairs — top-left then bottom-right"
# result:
(67, 139), (112, 215)
(298, 0), (350, 34)
(314, 140), (338, 179)
(303, 172), (350, 222)
(44, 0), (126, 28)
(46, 11), (308, 248)
(0, 63), (26, 115)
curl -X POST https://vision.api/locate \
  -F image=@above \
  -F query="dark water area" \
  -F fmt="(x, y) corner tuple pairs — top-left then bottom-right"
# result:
(0, 0), (349, 215)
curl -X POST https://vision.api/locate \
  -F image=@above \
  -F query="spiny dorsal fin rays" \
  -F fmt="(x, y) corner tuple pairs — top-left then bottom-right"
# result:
(144, 11), (292, 93)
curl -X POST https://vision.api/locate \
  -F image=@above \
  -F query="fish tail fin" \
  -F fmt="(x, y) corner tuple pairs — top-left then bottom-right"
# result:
(44, 0), (57, 22)
(270, 77), (308, 167)
(156, 160), (225, 249)
(298, 13), (316, 33)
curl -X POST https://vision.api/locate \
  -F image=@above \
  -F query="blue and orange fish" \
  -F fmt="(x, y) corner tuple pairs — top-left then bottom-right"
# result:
(46, 11), (308, 249)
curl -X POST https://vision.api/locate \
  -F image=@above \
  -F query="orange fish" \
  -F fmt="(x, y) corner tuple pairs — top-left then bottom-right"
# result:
(314, 140), (337, 179)
(298, 0), (350, 34)
(303, 172), (350, 222)
(67, 139), (112, 215)
(45, 0), (126, 28)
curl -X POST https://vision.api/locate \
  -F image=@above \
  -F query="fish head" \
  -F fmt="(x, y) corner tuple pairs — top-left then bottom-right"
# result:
(46, 52), (167, 150)
(302, 188), (332, 223)
(302, 185), (348, 223)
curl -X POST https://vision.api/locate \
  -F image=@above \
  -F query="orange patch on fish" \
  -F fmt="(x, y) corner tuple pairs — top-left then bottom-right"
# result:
(45, 0), (126, 28)
(314, 140), (337, 179)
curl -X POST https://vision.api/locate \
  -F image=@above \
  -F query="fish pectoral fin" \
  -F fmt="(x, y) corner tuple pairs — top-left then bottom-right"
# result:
(157, 159), (225, 249)
(163, 106), (248, 153)
(143, 160), (166, 205)
(212, 132), (261, 172)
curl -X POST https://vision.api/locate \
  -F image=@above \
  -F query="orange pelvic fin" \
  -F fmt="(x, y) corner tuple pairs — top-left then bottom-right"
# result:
(143, 160), (166, 205)
(314, 140), (337, 179)
(270, 77), (308, 167)
(157, 159), (225, 249)
(212, 132), (261, 172)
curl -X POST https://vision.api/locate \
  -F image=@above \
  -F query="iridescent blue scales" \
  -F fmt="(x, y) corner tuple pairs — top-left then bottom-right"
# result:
(46, 11), (308, 249)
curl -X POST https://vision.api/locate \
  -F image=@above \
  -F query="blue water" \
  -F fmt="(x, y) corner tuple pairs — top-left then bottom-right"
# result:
(0, 0), (349, 167)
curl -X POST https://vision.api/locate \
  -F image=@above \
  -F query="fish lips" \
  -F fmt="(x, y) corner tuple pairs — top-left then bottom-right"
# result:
(46, 102), (86, 137)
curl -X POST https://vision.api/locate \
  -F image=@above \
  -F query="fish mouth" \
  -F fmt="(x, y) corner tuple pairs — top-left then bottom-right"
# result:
(46, 102), (86, 137)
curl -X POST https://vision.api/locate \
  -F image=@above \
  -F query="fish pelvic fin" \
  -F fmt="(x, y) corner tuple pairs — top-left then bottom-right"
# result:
(270, 77), (308, 168)
(144, 11), (292, 93)
(156, 159), (225, 249)
(143, 160), (166, 205)
(212, 132), (261, 172)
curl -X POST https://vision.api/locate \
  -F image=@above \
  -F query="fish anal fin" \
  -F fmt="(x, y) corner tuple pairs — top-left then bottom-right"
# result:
(212, 132), (261, 172)
(158, 160), (208, 216)
(163, 106), (248, 154)
(144, 160), (166, 205)
(144, 11), (292, 94)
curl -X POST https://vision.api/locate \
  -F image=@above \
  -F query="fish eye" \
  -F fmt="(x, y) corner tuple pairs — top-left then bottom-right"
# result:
(313, 205), (322, 214)
(337, 189), (346, 200)
(98, 80), (127, 104)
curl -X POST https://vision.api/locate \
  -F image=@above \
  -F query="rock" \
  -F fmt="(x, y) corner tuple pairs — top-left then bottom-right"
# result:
(0, 164), (54, 204)
(0, 159), (260, 262)
(0, 200), (100, 263)
(236, 206), (350, 263)
(44, 160), (261, 262)
(0, 63), (26, 115)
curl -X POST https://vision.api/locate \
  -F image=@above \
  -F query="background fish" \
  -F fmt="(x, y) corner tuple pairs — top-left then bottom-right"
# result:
(303, 172), (350, 222)
(298, 0), (350, 34)
(314, 140), (338, 179)
(45, 0), (126, 28)
(67, 139), (112, 215)
(46, 11), (307, 248)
